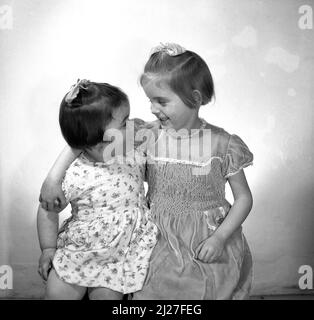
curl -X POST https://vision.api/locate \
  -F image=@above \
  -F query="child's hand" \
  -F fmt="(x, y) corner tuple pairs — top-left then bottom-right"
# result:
(133, 118), (159, 132)
(38, 248), (56, 281)
(132, 118), (146, 130)
(195, 235), (225, 263)
(144, 120), (160, 130)
(39, 177), (66, 212)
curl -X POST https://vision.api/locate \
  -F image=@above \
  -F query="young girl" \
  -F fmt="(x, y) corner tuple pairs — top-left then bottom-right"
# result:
(40, 43), (254, 300)
(132, 43), (253, 300)
(37, 80), (158, 299)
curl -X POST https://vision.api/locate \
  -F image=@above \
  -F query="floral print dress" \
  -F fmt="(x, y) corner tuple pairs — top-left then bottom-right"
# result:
(52, 150), (158, 294)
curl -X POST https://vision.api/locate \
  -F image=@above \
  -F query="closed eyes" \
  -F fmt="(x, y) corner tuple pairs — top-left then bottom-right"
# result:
(157, 100), (167, 106)
(149, 98), (168, 106)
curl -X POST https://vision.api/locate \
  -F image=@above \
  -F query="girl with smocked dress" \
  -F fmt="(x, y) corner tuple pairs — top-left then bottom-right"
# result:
(132, 43), (254, 300)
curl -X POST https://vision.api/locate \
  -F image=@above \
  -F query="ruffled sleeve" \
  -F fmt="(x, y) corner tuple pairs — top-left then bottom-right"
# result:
(222, 134), (253, 179)
(60, 159), (82, 203)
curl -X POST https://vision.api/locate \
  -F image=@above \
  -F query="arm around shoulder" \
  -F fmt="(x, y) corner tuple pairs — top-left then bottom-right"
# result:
(40, 145), (81, 212)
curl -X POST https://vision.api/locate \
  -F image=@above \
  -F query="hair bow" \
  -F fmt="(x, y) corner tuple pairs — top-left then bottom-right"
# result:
(65, 79), (90, 104)
(150, 42), (186, 57)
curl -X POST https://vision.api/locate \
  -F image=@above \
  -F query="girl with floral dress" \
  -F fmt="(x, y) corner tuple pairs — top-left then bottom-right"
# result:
(37, 80), (158, 299)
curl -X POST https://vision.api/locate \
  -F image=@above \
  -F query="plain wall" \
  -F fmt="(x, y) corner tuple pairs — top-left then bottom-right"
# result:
(0, 0), (313, 298)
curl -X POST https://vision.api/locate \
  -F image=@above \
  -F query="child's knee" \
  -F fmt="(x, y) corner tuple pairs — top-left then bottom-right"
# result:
(88, 287), (123, 300)
(44, 269), (59, 299)
(45, 269), (85, 300)
(45, 285), (61, 300)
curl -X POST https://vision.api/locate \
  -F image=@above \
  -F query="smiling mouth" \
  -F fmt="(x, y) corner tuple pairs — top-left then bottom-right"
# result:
(158, 116), (169, 122)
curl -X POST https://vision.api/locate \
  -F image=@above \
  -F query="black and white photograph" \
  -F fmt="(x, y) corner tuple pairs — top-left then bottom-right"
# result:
(0, 0), (313, 306)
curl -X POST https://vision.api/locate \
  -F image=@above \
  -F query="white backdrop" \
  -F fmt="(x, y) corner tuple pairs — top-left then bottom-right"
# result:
(0, 0), (313, 298)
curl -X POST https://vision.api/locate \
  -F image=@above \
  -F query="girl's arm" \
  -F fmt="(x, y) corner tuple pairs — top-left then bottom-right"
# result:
(196, 170), (253, 263)
(37, 205), (59, 252)
(40, 145), (81, 212)
(37, 204), (59, 280)
(212, 170), (253, 242)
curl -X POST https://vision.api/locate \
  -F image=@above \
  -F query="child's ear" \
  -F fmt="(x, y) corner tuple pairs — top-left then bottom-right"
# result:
(192, 90), (202, 108)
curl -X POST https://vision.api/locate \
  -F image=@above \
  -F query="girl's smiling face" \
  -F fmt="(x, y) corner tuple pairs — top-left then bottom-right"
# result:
(142, 76), (199, 131)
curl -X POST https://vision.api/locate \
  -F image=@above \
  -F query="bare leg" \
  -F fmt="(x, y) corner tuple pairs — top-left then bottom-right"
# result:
(45, 269), (86, 300)
(88, 287), (123, 300)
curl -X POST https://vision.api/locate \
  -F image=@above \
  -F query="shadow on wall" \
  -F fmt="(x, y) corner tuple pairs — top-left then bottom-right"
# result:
(3, 81), (69, 299)
(6, 154), (46, 299)
(5, 150), (72, 299)
(248, 165), (314, 296)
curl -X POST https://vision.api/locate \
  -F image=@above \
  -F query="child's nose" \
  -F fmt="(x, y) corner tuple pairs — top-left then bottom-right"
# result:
(150, 103), (159, 114)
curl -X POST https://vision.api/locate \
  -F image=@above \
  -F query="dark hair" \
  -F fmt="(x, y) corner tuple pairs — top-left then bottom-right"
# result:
(140, 50), (215, 108)
(59, 81), (129, 149)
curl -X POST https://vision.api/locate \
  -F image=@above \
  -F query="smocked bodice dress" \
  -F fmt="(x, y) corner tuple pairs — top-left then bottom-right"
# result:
(133, 120), (253, 300)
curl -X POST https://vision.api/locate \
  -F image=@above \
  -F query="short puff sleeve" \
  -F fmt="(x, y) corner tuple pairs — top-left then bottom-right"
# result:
(222, 134), (253, 179)
(61, 161), (82, 203)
